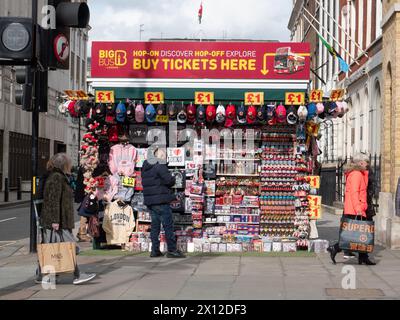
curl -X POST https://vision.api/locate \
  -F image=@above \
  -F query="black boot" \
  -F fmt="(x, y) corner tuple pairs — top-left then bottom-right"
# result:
(358, 256), (376, 266)
(327, 245), (339, 264)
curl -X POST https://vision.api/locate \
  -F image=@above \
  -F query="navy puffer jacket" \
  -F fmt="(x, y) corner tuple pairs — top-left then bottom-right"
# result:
(141, 160), (176, 206)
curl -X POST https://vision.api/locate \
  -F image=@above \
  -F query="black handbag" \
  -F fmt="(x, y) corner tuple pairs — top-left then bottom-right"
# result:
(170, 192), (185, 213)
(170, 169), (186, 189)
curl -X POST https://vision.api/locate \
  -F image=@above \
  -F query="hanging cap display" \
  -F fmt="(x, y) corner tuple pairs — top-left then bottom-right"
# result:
(328, 101), (337, 116)
(287, 106), (298, 125)
(206, 105), (216, 123)
(187, 104), (196, 123)
(177, 104), (187, 124)
(135, 103), (145, 123)
(168, 103), (178, 120)
(275, 104), (287, 123)
(145, 104), (156, 123)
(237, 103), (246, 124)
(307, 103), (317, 120)
(246, 105), (257, 124)
(225, 104), (236, 128)
(115, 102), (127, 123)
(216, 104), (226, 124)
(197, 105), (206, 124)
(297, 105), (308, 122)
(266, 104), (276, 121)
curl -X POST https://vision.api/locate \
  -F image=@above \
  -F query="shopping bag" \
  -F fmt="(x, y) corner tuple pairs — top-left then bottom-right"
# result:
(37, 231), (77, 274)
(338, 217), (375, 253)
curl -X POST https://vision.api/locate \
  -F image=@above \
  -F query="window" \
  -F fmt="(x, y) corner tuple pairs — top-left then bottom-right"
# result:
(376, 0), (383, 38)
(351, 127), (355, 146)
(70, 52), (75, 87)
(0, 68), (2, 100)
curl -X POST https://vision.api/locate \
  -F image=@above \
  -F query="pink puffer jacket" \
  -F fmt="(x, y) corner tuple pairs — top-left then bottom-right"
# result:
(108, 144), (137, 177)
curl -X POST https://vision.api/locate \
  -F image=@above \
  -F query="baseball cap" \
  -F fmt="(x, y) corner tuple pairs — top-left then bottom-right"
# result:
(225, 104), (236, 128)
(116, 102), (127, 123)
(297, 105), (308, 122)
(287, 106), (298, 125)
(266, 104), (276, 121)
(197, 105), (206, 125)
(237, 103), (246, 124)
(105, 103), (116, 124)
(216, 104), (226, 124)
(177, 104), (187, 124)
(275, 104), (287, 123)
(316, 103), (325, 115)
(135, 103), (145, 123)
(126, 101), (136, 124)
(168, 103), (178, 120)
(67, 101), (78, 118)
(93, 103), (106, 122)
(156, 104), (166, 116)
(247, 105), (257, 124)
(327, 102), (337, 116)
(206, 105), (216, 123)
(187, 104), (196, 123)
(80, 100), (92, 117)
(257, 105), (266, 123)
(145, 104), (156, 123)
(307, 103), (317, 120)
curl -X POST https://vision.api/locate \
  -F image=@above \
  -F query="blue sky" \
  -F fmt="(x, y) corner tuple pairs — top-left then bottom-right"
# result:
(87, 0), (292, 53)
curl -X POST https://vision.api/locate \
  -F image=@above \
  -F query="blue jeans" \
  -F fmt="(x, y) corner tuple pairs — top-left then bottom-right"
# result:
(149, 204), (177, 253)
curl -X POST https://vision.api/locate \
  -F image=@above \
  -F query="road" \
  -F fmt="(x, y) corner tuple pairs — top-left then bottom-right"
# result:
(0, 204), (80, 241)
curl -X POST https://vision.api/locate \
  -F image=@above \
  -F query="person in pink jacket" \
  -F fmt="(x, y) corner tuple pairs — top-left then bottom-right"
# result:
(328, 154), (376, 265)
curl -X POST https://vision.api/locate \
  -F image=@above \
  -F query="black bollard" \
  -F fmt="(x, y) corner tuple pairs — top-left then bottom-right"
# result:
(4, 178), (9, 202)
(17, 177), (22, 201)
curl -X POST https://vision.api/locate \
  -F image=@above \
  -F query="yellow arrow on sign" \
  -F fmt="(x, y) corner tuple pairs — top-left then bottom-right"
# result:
(260, 53), (275, 76)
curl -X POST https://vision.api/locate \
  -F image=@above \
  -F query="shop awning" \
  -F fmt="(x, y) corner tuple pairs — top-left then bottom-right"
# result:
(89, 78), (309, 102)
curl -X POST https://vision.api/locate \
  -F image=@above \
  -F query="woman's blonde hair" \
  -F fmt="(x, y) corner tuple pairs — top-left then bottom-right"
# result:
(46, 153), (72, 175)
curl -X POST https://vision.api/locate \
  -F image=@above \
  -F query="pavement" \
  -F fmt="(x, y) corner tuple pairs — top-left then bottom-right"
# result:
(0, 211), (400, 300)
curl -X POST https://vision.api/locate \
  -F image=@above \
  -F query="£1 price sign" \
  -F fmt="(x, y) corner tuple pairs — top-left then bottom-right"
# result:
(309, 207), (322, 220)
(145, 92), (164, 104)
(245, 92), (264, 106)
(330, 89), (345, 101)
(306, 176), (321, 189)
(308, 195), (322, 208)
(309, 90), (323, 103)
(195, 92), (214, 105)
(96, 90), (115, 103)
(285, 92), (305, 105)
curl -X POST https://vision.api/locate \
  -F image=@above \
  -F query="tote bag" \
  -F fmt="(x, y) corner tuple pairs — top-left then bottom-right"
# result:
(338, 216), (375, 253)
(37, 231), (77, 274)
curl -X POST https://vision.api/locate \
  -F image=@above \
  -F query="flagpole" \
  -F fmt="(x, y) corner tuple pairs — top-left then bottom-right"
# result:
(302, 14), (352, 72)
(314, 0), (369, 58)
(302, 8), (360, 66)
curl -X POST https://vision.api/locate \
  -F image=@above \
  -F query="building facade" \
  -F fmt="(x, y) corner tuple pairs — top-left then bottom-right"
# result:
(378, 0), (400, 249)
(0, 0), (88, 189)
(288, 0), (383, 163)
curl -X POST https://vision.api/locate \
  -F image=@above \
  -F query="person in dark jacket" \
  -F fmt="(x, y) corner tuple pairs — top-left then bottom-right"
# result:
(38, 153), (96, 285)
(142, 147), (186, 258)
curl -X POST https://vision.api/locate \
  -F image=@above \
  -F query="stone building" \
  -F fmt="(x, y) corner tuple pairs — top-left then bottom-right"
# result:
(378, 0), (400, 249)
(0, 0), (89, 189)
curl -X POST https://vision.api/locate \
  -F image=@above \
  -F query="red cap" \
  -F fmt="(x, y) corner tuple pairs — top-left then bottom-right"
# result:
(276, 104), (287, 123)
(247, 105), (257, 124)
(187, 104), (196, 123)
(206, 105), (216, 122)
(225, 104), (236, 127)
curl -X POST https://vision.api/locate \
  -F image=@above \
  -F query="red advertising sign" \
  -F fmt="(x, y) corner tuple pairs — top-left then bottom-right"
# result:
(91, 41), (310, 80)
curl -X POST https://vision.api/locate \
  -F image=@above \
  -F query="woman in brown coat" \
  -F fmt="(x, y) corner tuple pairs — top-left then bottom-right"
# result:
(37, 153), (96, 285)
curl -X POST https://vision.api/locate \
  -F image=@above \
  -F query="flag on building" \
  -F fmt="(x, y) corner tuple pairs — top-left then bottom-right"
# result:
(198, 2), (203, 24)
(318, 34), (349, 73)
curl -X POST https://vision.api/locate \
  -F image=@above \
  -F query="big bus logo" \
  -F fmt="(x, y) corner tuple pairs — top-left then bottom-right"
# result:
(274, 47), (305, 74)
(99, 50), (127, 68)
